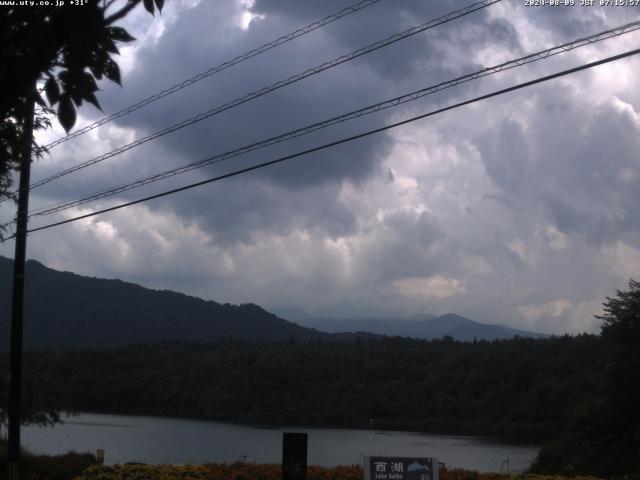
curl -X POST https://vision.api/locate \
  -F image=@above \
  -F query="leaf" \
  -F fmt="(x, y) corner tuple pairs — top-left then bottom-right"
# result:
(102, 38), (120, 55)
(80, 71), (98, 92)
(57, 95), (76, 133)
(58, 70), (70, 84)
(107, 26), (136, 43)
(103, 58), (121, 85)
(35, 93), (46, 108)
(44, 77), (60, 105)
(154, 0), (164, 12)
(83, 91), (102, 111)
(143, 0), (154, 15)
(88, 50), (108, 80)
(89, 65), (103, 80)
(69, 91), (83, 108)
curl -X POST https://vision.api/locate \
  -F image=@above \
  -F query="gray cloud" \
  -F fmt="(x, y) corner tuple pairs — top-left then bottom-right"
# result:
(475, 86), (640, 247)
(6, 0), (640, 335)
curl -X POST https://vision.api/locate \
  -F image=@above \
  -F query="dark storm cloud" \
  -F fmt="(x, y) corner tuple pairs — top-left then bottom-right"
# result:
(42, 0), (519, 242)
(475, 87), (640, 247)
(89, 0), (394, 194)
(47, 0), (639, 253)
(251, 0), (522, 81)
(11, 0), (640, 335)
(92, 0), (522, 181)
(155, 178), (359, 245)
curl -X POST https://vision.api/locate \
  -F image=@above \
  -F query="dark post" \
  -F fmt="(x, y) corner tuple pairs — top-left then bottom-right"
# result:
(7, 89), (35, 480)
(282, 432), (307, 480)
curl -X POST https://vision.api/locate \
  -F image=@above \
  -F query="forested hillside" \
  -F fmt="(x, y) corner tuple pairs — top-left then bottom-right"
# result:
(0, 257), (544, 345)
(0, 257), (331, 347)
(24, 335), (601, 441)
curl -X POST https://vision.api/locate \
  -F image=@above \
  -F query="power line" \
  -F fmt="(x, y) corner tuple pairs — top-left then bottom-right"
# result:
(8, 47), (637, 240)
(42, 0), (386, 150)
(23, 19), (640, 220)
(26, 0), (502, 192)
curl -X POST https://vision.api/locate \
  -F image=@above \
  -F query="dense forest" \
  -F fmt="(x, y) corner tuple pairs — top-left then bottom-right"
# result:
(2, 331), (638, 475)
(20, 335), (599, 440)
(2, 281), (638, 476)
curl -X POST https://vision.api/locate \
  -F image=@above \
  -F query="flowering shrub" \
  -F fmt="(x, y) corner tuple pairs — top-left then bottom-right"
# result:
(73, 464), (605, 480)
(439, 469), (602, 480)
(74, 464), (212, 480)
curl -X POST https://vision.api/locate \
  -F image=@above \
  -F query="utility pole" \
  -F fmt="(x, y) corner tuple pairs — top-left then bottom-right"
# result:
(7, 88), (35, 480)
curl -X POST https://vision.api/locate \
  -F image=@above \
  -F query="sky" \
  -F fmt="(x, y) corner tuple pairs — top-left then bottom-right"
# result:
(2, 0), (640, 334)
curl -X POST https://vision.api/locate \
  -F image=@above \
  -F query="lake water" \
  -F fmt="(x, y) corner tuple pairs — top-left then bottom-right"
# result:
(22, 413), (539, 472)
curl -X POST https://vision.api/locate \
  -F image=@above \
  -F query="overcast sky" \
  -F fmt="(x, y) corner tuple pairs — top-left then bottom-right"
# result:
(2, 0), (639, 334)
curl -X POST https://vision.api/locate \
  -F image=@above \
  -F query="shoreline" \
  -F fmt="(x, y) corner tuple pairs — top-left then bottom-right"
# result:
(57, 410), (545, 446)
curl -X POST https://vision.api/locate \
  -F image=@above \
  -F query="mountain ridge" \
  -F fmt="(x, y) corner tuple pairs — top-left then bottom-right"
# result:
(0, 256), (546, 348)
(294, 312), (547, 340)
(0, 256), (336, 348)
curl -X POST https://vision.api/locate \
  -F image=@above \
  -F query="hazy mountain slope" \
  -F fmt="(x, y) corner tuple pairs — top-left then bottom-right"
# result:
(298, 312), (547, 341)
(0, 256), (331, 348)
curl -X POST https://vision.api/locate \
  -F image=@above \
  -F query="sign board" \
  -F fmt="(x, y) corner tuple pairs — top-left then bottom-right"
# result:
(364, 456), (438, 480)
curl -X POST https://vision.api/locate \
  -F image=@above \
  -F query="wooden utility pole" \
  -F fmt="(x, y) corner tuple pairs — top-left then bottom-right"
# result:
(7, 89), (36, 480)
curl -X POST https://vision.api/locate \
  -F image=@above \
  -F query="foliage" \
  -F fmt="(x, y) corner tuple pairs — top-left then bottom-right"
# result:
(73, 463), (364, 480)
(531, 279), (640, 476)
(23, 334), (603, 442)
(441, 469), (602, 480)
(598, 278), (640, 421)
(71, 464), (607, 480)
(22, 450), (97, 480)
(0, 0), (164, 435)
(0, 0), (164, 203)
(0, 440), (97, 480)
(0, 361), (62, 434)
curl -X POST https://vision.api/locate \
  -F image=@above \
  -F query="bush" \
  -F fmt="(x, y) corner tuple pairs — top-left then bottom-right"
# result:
(70, 464), (608, 480)
(0, 440), (97, 480)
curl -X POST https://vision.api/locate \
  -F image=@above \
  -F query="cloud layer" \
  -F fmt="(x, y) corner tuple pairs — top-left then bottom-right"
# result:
(3, 0), (640, 334)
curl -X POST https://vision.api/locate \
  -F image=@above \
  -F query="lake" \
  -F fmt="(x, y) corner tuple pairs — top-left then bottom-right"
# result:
(22, 413), (539, 472)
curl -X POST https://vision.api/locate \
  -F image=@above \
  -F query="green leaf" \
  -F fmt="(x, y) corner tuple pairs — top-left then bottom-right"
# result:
(108, 26), (136, 43)
(45, 77), (60, 105)
(143, 0), (154, 15)
(58, 95), (76, 133)
(103, 58), (121, 85)
(154, 0), (164, 12)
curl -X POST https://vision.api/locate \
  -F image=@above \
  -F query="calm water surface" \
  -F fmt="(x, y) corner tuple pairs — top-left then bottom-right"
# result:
(22, 413), (538, 472)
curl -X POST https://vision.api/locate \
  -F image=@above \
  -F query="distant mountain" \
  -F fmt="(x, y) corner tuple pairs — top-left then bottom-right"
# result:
(0, 256), (343, 349)
(296, 313), (547, 341)
(0, 256), (544, 349)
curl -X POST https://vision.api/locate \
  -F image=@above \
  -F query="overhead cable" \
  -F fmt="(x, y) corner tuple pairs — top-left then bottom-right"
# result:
(42, 0), (386, 150)
(24, 19), (640, 219)
(27, 0), (502, 191)
(7, 47), (637, 240)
